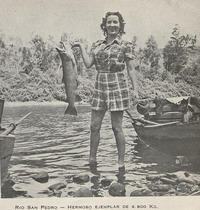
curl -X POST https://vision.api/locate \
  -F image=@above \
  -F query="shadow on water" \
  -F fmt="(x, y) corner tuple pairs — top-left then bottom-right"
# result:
(134, 138), (200, 173)
(1, 103), (200, 198)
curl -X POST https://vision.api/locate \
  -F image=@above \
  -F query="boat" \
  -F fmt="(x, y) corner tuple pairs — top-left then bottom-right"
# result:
(128, 96), (200, 157)
(0, 100), (31, 187)
(0, 99), (15, 186)
(0, 130), (15, 186)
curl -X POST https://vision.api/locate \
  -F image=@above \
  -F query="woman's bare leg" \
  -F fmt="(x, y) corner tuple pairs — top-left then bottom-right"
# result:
(89, 109), (106, 163)
(111, 111), (125, 167)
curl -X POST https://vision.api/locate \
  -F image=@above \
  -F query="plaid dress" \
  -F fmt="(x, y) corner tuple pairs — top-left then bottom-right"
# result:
(90, 36), (135, 111)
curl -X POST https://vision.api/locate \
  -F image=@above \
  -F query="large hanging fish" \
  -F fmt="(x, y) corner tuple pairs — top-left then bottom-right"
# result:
(56, 42), (81, 115)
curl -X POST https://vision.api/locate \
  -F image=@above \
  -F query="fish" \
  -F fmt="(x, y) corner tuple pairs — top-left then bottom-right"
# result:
(56, 42), (81, 115)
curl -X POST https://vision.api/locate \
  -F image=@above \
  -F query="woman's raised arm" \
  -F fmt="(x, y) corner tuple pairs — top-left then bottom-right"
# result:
(72, 42), (94, 68)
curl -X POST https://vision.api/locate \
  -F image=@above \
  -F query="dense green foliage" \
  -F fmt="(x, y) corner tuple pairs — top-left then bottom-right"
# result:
(163, 25), (200, 87)
(0, 26), (200, 103)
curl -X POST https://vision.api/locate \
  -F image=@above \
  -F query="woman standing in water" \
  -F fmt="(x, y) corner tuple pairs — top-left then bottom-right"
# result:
(73, 12), (138, 172)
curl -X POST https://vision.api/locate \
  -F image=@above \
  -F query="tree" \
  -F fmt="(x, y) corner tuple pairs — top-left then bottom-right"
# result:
(132, 36), (137, 51)
(136, 36), (161, 81)
(143, 35), (161, 68)
(163, 24), (196, 74)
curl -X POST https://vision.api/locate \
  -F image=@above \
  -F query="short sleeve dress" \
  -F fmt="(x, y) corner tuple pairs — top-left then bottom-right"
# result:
(90, 36), (135, 111)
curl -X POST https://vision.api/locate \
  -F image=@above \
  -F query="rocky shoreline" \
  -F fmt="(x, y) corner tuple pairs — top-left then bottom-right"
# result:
(5, 170), (199, 198)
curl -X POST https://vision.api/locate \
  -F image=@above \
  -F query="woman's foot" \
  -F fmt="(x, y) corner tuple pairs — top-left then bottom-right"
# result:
(89, 162), (100, 175)
(117, 165), (125, 183)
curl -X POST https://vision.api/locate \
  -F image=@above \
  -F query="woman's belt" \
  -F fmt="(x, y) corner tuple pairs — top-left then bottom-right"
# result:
(97, 64), (124, 73)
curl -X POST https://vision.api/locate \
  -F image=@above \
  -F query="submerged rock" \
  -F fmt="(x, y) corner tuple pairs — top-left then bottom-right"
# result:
(147, 183), (172, 192)
(48, 183), (66, 191)
(109, 182), (126, 196)
(74, 187), (93, 197)
(160, 177), (178, 185)
(73, 174), (90, 183)
(176, 182), (193, 194)
(101, 179), (112, 187)
(130, 188), (154, 196)
(146, 174), (165, 181)
(32, 171), (49, 183)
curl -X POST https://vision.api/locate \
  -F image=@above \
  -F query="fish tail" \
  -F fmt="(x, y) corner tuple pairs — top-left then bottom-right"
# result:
(75, 94), (82, 102)
(65, 105), (77, 116)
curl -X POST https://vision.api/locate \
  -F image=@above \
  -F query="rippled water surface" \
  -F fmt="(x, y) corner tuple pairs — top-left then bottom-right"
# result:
(1, 103), (200, 198)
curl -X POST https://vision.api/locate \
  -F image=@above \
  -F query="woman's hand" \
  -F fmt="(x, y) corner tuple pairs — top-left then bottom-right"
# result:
(72, 42), (94, 68)
(132, 90), (139, 106)
(133, 90), (139, 99)
(72, 42), (83, 49)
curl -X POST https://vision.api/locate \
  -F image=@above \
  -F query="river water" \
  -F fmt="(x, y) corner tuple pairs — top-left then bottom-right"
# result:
(1, 103), (200, 198)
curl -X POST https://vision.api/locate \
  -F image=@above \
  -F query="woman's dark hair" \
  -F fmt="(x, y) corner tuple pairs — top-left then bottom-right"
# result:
(100, 12), (125, 37)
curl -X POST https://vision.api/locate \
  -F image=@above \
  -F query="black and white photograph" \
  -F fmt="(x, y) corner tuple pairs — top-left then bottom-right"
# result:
(0, 0), (200, 209)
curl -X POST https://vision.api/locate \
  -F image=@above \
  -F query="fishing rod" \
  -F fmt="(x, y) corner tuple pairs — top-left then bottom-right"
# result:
(125, 110), (158, 125)
(2, 112), (31, 135)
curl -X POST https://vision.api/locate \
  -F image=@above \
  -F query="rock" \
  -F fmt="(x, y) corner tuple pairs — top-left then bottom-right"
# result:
(109, 182), (126, 196)
(135, 184), (143, 188)
(176, 156), (190, 166)
(178, 177), (196, 185)
(160, 177), (178, 185)
(49, 190), (62, 197)
(68, 191), (75, 196)
(73, 174), (90, 183)
(191, 185), (200, 193)
(165, 173), (178, 179)
(183, 172), (190, 177)
(74, 187), (93, 197)
(177, 182), (193, 194)
(167, 188), (176, 194)
(54, 190), (62, 197)
(190, 190), (200, 196)
(172, 171), (195, 185)
(101, 179), (112, 187)
(130, 188), (154, 196)
(154, 192), (165, 196)
(48, 183), (66, 191)
(147, 183), (172, 192)
(190, 174), (200, 185)
(91, 176), (99, 184)
(32, 171), (49, 183)
(146, 174), (165, 181)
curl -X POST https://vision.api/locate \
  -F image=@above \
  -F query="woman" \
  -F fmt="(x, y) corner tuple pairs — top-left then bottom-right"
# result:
(73, 12), (138, 172)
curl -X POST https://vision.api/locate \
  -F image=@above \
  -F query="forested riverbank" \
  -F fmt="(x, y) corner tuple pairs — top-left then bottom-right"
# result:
(0, 25), (200, 103)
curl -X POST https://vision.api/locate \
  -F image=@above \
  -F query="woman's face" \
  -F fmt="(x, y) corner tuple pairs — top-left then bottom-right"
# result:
(106, 15), (120, 37)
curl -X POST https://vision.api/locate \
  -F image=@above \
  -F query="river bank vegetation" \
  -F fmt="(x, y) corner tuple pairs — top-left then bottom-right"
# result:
(0, 25), (200, 103)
